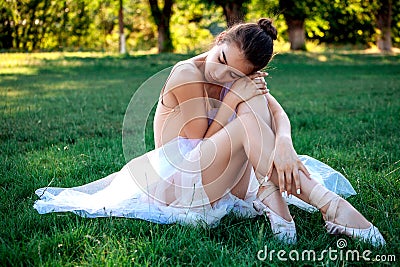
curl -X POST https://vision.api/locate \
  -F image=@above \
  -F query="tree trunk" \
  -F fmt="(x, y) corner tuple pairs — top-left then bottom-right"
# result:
(119, 0), (126, 54)
(286, 19), (306, 50)
(59, 1), (68, 50)
(222, 2), (244, 27)
(376, 0), (392, 51)
(148, 0), (174, 53)
(157, 23), (173, 53)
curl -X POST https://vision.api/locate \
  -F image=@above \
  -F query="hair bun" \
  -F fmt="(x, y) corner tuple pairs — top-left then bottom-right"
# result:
(258, 18), (277, 40)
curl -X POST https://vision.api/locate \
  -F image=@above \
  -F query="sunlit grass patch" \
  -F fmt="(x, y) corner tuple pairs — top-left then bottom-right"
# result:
(0, 52), (399, 266)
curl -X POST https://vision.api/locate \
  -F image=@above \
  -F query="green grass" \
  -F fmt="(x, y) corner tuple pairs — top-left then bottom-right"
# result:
(1, 51), (399, 266)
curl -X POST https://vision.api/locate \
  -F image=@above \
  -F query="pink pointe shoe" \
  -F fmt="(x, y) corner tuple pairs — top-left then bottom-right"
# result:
(253, 180), (297, 245)
(309, 183), (386, 247)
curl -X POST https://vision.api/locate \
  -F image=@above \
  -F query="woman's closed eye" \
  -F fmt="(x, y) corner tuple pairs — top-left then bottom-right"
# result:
(230, 72), (241, 79)
(218, 56), (225, 65)
(217, 53), (242, 79)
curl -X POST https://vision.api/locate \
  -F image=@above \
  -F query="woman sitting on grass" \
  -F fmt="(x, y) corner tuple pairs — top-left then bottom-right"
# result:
(34, 18), (385, 247)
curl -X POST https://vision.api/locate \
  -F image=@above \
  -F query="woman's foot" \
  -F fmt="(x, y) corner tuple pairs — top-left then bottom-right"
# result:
(253, 181), (297, 244)
(309, 183), (386, 247)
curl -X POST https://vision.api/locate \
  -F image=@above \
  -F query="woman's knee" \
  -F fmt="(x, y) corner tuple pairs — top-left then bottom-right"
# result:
(236, 112), (272, 134)
(237, 95), (272, 126)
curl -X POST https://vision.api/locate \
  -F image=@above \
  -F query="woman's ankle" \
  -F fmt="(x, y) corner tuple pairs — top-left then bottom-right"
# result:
(320, 198), (371, 229)
(260, 190), (293, 222)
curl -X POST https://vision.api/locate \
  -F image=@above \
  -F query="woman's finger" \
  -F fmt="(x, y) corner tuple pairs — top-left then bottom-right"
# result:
(299, 162), (311, 179)
(256, 89), (269, 96)
(278, 169), (286, 196)
(248, 72), (267, 80)
(255, 85), (267, 91)
(252, 78), (264, 85)
(253, 80), (267, 90)
(259, 77), (268, 90)
(254, 80), (263, 85)
(293, 168), (301, 195)
(285, 170), (292, 196)
(267, 163), (274, 178)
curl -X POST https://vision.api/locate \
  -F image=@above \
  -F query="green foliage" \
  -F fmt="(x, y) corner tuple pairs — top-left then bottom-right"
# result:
(0, 0), (399, 52)
(0, 52), (399, 265)
(171, 0), (225, 53)
(0, 0), (95, 51)
(0, 0), (157, 52)
(246, 0), (400, 47)
(391, 0), (400, 44)
(279, 0), (318, 20)
(308, 0), (377, 44)
(204, 0), (251, 22)
(124, 1), (157, 52)
(245, 0), (288, 44)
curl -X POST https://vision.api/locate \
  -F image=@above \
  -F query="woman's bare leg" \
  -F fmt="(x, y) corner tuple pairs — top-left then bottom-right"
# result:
(267, 168), (371, 229)
(243, 96), (370, 229)
(235, 95), (371, 230)
(229, 95), (269, 200)
(190, 92), (383, 245)
(229, 159), (252, 199)
(234, 95), (293, 222)
(199, 105), (291, 225)
(199, 111), (276, 204)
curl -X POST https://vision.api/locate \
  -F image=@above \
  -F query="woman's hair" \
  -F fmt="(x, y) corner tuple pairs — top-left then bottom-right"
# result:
(217, 18), (277, 72)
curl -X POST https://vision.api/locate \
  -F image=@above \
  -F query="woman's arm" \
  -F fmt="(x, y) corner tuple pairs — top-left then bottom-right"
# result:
(166, 66), (267, 140)
(166, 65), (249, 140)
(172, 82), (209, 139)
(204, 73), (270, 138)
(203, 94), (237, 138)
(266, 93), (291, 139)
(266, 93), (311, 196)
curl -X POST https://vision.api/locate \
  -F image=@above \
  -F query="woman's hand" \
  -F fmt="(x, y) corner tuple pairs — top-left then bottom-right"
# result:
(226, 72), (269, 107)
(268, 136), (311, 197)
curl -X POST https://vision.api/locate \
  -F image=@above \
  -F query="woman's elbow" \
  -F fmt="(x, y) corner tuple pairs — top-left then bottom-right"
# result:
(183, 121), (208, 140)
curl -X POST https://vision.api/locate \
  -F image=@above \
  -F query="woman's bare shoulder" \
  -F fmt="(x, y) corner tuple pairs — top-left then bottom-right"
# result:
(167, 60), (204, 88)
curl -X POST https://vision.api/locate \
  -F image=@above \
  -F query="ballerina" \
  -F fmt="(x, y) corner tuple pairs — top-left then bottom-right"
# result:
(34, 18), (385, 247)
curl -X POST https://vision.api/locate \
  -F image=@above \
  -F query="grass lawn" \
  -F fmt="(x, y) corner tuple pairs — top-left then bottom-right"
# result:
(0, 51), (399, 266)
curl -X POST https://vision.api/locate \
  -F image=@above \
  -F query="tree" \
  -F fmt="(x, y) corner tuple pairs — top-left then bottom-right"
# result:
(204, 0), (250, 27)
(0, 4), (14, 50)
(215, 0), (249, 27)
(279, 0), (315, 50)
(1, 0), (399, 52)
(376, 0), (392, 51)
(119, 0), (126, 53)
(148, 0), (174, 53)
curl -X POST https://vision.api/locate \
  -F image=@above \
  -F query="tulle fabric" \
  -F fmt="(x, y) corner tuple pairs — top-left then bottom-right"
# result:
(284, 155), (356, 212)
(34, 136), (356, 227)
(34, 137), (257, 227)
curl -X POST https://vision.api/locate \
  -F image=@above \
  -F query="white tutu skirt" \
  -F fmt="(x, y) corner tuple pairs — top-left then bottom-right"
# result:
(34, 137), (356, 227)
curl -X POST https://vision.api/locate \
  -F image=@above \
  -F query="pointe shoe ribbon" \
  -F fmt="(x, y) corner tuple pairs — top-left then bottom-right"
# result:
(253, 198), (297, 244)
(253, 180), (297, 244)
(309, 183), (386, 247)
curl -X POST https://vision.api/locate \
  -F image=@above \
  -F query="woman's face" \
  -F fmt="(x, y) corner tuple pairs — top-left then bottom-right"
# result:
(204, 42), (254, 84)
